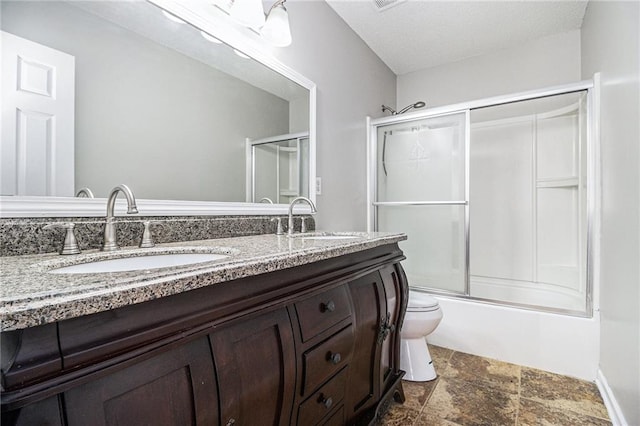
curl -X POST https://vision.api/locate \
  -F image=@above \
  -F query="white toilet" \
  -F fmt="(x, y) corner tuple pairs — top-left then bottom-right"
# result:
(400, 290), (443, 381)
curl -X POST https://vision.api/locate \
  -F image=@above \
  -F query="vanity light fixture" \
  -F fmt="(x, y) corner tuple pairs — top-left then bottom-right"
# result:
(261, 0), (292, 47)
(228, 0), (293, 47)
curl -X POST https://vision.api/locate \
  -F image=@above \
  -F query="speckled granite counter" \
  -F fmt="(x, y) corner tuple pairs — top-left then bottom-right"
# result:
(0, 231), (406, 331)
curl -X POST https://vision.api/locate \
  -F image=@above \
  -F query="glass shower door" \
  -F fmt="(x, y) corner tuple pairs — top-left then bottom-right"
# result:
(373, 112), (468, 294)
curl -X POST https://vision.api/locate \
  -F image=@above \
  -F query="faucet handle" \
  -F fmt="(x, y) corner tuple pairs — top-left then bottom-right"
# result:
(300, 217), (308, 233)
(271, 217), (285, 236)
(44, 223), (81, 255)
(139, 221), (159, 248)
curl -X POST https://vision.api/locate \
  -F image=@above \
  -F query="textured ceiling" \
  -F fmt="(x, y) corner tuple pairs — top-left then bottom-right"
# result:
(325, 0), (588, 75)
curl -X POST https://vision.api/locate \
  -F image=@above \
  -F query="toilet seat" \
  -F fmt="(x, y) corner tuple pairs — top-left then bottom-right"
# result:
(407, 292), (439, 312)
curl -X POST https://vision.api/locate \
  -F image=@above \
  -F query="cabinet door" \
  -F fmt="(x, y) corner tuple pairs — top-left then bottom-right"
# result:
(379, 263), (407, 393)
(209, 308), (295, 426)
(64, 337), (218, 426)
(345, 272), (385, 418)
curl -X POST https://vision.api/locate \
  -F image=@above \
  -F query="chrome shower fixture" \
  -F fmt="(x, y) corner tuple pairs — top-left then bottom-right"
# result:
(381, 101), (426, 115)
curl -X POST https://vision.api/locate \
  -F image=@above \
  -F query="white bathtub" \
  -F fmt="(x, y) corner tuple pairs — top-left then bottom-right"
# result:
(427, 295), (600, 381)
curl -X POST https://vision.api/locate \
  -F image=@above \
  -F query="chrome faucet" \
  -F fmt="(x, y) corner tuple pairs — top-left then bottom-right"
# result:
(102, 184), (138, 251)
(287, 196), (317, 236)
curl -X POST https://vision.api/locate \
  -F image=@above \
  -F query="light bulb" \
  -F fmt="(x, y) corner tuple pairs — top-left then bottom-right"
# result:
(261, 4), (292, 47)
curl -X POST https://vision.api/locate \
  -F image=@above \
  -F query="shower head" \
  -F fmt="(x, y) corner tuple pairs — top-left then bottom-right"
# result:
(381, 101), (426, 115)
(397, 101), (426, 114)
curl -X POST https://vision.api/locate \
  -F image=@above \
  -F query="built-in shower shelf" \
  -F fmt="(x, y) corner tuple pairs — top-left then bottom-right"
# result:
(536, 177), (579, 188)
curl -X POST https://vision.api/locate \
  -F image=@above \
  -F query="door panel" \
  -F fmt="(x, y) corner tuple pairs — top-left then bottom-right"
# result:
(64, 337), (217, 426)
(346, 273), (384, 416)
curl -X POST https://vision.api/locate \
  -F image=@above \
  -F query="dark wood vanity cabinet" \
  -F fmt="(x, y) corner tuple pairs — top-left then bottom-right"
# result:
(1, 244), (408, 426)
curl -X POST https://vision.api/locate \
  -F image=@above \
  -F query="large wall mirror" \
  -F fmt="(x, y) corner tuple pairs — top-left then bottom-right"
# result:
(0, 0), (316, 216)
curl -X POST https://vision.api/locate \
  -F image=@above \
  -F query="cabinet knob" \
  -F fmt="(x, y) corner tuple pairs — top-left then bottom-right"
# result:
(329, 352), (341, 365)
(320, 395), (333, 409)
(225, 419), (235, 426)
(321, 300), (336, 312)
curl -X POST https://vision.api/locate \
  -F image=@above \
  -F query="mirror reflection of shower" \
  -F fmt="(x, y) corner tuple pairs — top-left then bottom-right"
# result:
(381, 101), (426, 115)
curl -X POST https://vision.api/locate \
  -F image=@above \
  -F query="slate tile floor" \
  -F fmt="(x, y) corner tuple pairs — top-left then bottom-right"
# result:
(380, 345), (611, 426)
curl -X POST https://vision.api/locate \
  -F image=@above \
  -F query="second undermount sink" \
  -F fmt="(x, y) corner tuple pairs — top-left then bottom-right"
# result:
(49, 253), (229, 274)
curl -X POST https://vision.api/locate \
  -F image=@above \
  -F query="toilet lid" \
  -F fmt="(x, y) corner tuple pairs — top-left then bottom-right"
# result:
(407, 292), (439, 311)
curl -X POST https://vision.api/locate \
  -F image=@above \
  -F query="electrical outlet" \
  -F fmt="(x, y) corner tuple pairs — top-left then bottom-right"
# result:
(316, 177), (322, 195)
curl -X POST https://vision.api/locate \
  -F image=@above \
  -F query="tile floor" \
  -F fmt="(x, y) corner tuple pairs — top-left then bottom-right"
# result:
(380, 345), (611, 426)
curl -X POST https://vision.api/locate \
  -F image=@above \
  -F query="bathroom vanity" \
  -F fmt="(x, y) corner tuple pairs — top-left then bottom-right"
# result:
(1, 232), (408, 426)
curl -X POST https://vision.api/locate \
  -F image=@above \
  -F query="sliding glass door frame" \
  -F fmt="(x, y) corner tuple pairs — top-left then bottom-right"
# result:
(366, 78), (596, 317)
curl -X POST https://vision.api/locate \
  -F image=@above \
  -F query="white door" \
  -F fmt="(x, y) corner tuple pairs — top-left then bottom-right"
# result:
(1, 31), (75, 196)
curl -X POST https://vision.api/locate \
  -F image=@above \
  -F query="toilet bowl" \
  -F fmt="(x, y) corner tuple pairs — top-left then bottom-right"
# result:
(400, 290), (443, 381)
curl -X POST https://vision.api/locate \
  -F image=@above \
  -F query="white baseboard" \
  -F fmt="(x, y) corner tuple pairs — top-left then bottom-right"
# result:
(596, 369), (628, 426)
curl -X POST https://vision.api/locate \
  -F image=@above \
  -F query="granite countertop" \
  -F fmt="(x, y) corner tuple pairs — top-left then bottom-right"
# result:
(0, 231), (406, 331)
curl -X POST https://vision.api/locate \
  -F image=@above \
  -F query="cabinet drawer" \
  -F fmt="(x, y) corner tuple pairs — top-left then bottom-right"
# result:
(298, 368), (347, 426)
(303, 326), (354, 395)
(295, 285), (351, 342)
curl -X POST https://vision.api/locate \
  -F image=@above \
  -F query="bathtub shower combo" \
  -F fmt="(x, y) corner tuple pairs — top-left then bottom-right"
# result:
(368, 79), (599, 380)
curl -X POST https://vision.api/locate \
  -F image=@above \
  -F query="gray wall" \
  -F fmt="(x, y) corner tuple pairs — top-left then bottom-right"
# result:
(581, 2), (640, 424)
(273, 1), (397, 230)
(397, 30), (581, 108)
(1, 1), (289, 201)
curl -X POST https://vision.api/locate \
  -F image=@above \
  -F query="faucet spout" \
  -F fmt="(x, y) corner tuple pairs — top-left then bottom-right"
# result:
(287, 196), (317, 236)
(102, 184), (138, 251)
(75, 187), (95, 198)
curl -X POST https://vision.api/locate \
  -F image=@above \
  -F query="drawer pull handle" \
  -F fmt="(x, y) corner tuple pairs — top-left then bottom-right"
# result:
(321, 300), (336, 312)
(320, 395), (333, 409)
(329, 352), (341, 365)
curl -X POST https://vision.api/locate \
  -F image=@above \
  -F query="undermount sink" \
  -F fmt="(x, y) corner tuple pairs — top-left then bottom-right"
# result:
(49, 253), (229, 274)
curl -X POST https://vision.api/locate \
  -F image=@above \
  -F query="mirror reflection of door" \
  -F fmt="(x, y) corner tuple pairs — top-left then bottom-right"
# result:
(1, 31), (75, 196)
(248, 133), (309, 204)
(1, 1), (310, 203)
